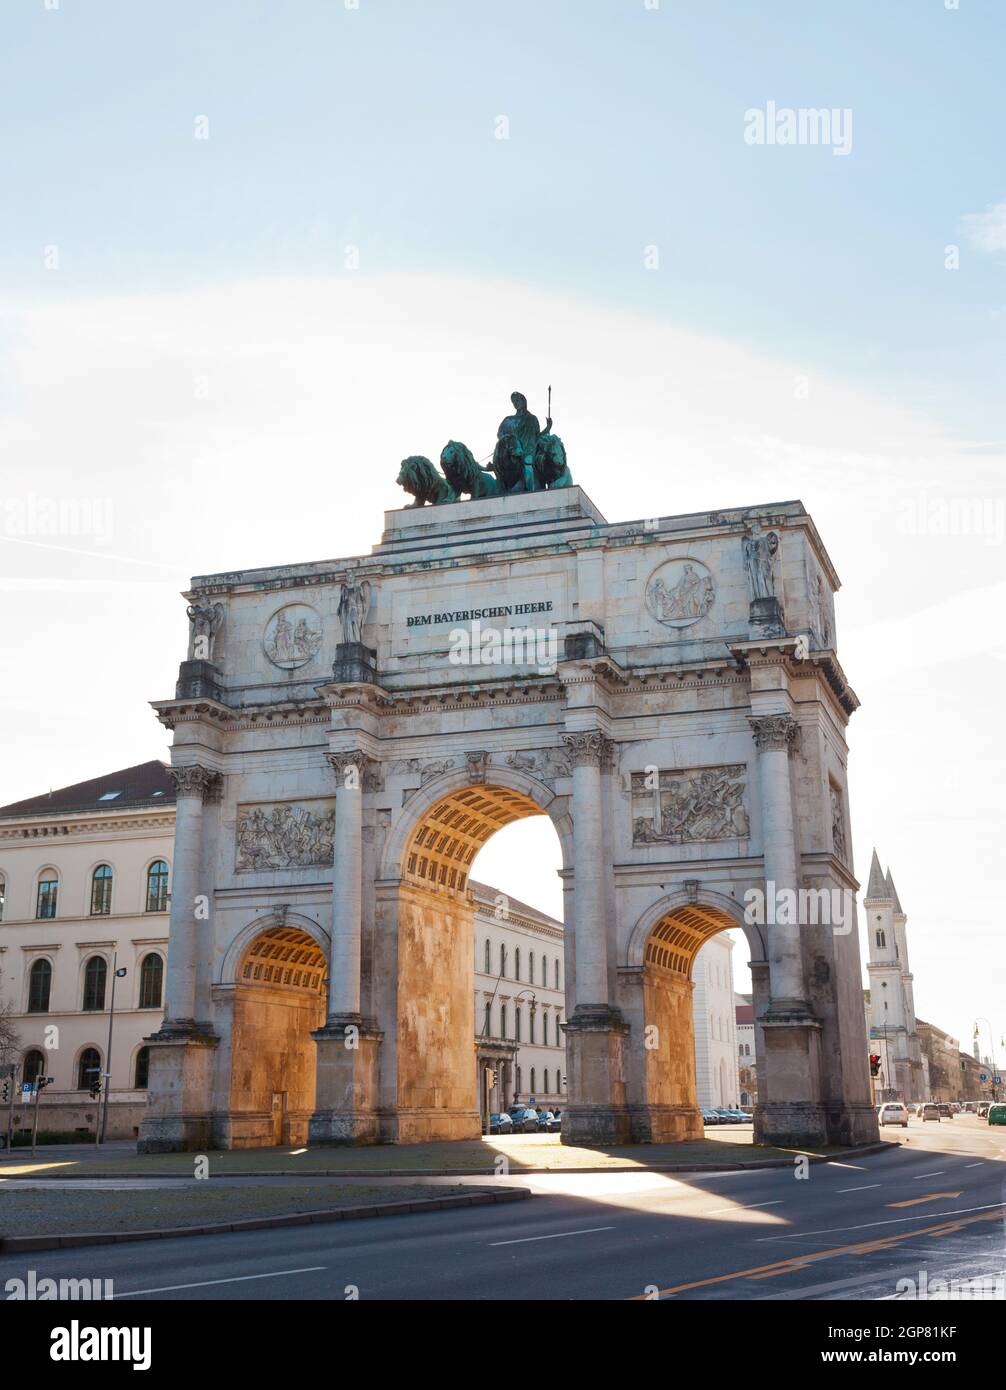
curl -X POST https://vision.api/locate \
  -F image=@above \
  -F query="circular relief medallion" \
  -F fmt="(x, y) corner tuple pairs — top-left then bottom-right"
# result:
(263, 603), (323, 669)
(644, 557), (715, 629)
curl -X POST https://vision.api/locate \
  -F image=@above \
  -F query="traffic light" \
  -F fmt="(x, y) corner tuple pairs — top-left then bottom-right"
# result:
(88, 1075), (102, 1100)
(486, 1069), (497, 1089)
(869, 1054), (881, 1077)
(0, 1076), (11, 1105)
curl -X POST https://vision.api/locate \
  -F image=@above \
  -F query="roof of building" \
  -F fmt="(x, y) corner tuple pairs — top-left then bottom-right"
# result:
(0, 761), (175, 819)
(885, 868), (905, 915)
(735, 1003), (755, 1024)
(470, 879), (563, 930)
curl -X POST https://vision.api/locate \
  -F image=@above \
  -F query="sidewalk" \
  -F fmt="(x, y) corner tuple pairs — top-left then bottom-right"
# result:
(0, 1130), (893, 1179)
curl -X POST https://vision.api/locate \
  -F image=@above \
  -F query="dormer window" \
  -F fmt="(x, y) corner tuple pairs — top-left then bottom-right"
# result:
(98, 791), (121, 801)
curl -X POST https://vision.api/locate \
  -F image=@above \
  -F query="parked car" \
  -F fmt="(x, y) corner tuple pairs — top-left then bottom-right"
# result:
(987, 1104), (1006, 1126)
(714, 1107), (744, 1124)
(878, 1102), (909, 1128)
(724, 1109), (753, 1123)
(700, 1108), (722, 1125)
(489, 1112), (513, 1135)
(919, 1102), (941, 1121)
(508, 1106), (539, 1134)
(535, 1110), (555, 1132)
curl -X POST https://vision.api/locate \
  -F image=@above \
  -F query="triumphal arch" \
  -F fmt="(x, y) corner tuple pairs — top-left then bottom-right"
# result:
(139, 397), (877, 1151)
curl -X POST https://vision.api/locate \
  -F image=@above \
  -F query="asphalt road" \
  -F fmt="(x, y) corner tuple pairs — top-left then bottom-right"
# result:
(2, 1118), (1002, 1301)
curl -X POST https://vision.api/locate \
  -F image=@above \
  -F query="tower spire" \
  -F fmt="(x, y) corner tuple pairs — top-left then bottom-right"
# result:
(865, 847), (888, 900)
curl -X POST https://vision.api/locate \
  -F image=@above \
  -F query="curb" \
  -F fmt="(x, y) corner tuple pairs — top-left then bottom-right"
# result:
(0, 1141), (897, 1182)
(0, 1186), (531, 1253)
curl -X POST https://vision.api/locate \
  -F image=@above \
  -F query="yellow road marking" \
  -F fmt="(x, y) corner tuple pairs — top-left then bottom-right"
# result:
(886, 1192), (962, 1208)
(629, 1205), (1004, 1299)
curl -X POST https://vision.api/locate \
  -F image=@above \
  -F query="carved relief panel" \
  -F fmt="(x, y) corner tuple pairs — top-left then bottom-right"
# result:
(631, 764), (749, 845)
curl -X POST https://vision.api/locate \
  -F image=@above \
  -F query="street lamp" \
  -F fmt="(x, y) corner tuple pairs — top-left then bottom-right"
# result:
(100, 954), (129, 1143)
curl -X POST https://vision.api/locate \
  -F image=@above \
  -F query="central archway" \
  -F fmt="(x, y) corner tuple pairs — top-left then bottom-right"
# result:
(378, 770), (571, 1144)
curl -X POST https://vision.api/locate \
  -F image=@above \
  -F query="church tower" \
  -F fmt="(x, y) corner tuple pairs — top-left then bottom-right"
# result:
(865, 850), (918, 1101)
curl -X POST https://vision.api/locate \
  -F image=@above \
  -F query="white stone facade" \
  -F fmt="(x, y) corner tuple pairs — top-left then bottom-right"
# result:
(138, 487), (877, 1152)
(691, 934), (740, 1108)
(864, 852), (924, 1103)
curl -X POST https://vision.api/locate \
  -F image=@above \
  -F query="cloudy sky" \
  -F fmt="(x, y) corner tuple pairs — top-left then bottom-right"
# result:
(1, 1), (1003, 1060)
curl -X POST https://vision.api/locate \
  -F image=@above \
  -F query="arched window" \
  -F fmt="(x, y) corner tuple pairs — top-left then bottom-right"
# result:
(515, 1008), (522, 1043)
(134, 1046), (150, 1089)
(138, 953), (163, 1009)
(544, 1068), (550, 1094)
(876, 929), (886, 949)
(77, 1047), (101, 1090)
(0, 872), (6, 922)
(529, 953), (534, 985)
(90, 864), (113, 915)
(515, 948), (521, 982)
(515, 1065), (522, 1096)
(484, 939), (491, 973)
(36, 872), (58, 920)
(82, 955), (107, 1012)
(555, 1015), (562, 1046)
(529, 1011), (535, 1045)
(146, 860), (169, 913)
(500, 1003), (508, 1039)
(500, 943), (507, 978)
(483, 1000), (491, 1036)
(27, 958), (52, 1013)
(21, 1049), (45, 1084)
(530, 1067), (536, 1096)
(554, 958), (560, 990)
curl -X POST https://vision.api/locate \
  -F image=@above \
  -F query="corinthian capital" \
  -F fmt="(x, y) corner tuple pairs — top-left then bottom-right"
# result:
(326, 749), (382, 791)
(748, 714), (799, 753)
(167, 765), (222, 801)
(562, 730), (616, 769)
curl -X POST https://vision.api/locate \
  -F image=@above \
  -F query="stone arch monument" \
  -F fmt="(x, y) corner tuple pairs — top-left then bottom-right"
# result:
(139, 484), (877, 1151)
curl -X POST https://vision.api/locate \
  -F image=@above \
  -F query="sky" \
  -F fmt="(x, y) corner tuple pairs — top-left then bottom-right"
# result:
(1, 0), (1003, 1062)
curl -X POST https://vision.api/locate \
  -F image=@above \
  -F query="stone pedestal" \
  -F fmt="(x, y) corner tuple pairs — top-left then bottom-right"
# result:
(749, 596), (786, 639)
(308, 1015), (384, 1145)
(331, 641), (378, 684)
(174, 659), (223, 701)
(136, 1031), (219, 1153)
(755, 1016), (827, 1147)
(562, 1005), (632, 1146)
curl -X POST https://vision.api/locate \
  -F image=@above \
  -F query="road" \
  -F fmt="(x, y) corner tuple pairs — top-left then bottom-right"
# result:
(2, 1117), (1002, 1301)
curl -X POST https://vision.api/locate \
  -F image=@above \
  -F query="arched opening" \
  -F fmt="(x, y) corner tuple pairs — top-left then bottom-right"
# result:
(639, 902), (755, 1142)
(229, 925), (327, 1147)
(391, 779), (565, 1143)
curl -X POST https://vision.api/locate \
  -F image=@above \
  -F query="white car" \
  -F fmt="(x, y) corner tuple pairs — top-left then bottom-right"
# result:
(878, 1102), (909, 1127)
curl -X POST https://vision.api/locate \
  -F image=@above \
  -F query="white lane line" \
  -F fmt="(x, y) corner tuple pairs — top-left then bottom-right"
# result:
(754, 1199), (1005, 1243)
(965, 1162), (985, 1168)
(836, 1184), (881, 1193)
(703, 1200), (783, 1215)
(489, 1226), (614, 1247)
(113, 1266), (326, 1298)
(912, 1170), (945, 1179)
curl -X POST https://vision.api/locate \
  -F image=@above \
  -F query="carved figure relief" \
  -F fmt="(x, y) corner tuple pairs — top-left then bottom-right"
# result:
(830, 785), (848, 863)
(631, 765), (749, 845)
(337, 577), (372, 645)
(236, 800), (336, 870)
(186, 601), (224, 661)
(263, 604), (322, 670)
(644, 558), (715, 629)
(506, 748), (571, 781)
(806, 557), (833, 650)
(742, 526), (779, 601)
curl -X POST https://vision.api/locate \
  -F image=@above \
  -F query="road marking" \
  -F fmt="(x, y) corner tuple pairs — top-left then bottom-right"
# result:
(965, 1162), (985, 1168)
(113, 1266), (327, 1298)
(836, 1184), (881, 1193)
(703, 1200), (783, 1214)
(887, 1192), (962, 1209)
(912, 1170), (945, 1179)
(754, 1199), (1004, 1242)
(630, 1206), (1005, 1299)
(489, 1226), (614, 1247)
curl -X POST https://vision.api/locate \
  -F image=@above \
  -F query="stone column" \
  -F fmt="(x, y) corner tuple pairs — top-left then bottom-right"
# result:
(161, 764), (220, 1033)
(749, 714), (825, 1145)
(137, 764), (220, 1153)
(561, 730), (630, 1145)
(309, 748), (383, 1144)
(749, 714), (807, 1014)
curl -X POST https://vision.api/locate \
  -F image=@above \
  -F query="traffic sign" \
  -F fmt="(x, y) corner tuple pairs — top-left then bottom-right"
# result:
(980, 1072), (988, 1082)
(995, 1076), (1003, 1086)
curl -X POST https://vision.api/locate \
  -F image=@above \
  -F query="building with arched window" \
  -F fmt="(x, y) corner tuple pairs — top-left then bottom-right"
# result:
(0, 760), (174, 1138)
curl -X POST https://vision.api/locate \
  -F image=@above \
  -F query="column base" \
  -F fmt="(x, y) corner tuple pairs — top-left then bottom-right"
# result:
(628, 1104), (703, 1144)
(561, 1004), (633, 1147)
(755, 1101), (828, 1148)
(136, 1031), (219, 1153)
(308, 1015), (384, 1146)
(754, 1012), (827, 1147)
(823, 1100), (880, 1148)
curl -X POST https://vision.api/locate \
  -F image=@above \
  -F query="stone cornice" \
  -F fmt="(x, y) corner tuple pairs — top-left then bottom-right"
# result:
(0, 811), (175, 843)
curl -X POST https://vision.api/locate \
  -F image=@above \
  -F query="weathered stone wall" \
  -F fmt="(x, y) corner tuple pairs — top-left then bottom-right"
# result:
(227, 985), (323, 1147)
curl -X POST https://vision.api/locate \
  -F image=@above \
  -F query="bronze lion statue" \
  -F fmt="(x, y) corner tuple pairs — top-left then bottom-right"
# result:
(396, 455), (452, 507)
(440, 440), (500, 500)
(532, 433), (573, 490)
